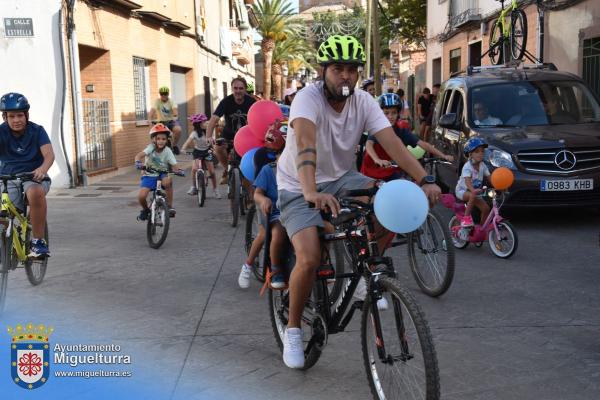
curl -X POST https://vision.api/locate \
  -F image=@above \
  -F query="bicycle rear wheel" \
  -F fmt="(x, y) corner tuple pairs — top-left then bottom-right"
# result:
(229, 168), (240, 227)
(269, 286), (325, 370)
(361, 276), (440, 400)
(510, 9), (528, 61)
(245, 205), (266, 282)
(489, 19), (505, 65)
(147, 198), (170, 249)
(25, 223), (49, 286)
(196, 170), (206, 207)
(408, 209), (455, 297)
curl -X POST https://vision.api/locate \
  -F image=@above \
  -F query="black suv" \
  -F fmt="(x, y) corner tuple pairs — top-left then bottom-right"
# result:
(431, 64), (600, 207)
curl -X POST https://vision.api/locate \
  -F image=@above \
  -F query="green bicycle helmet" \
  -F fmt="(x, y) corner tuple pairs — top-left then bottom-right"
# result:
(316, 35), (366, 66)
(159, 86), (169, 95)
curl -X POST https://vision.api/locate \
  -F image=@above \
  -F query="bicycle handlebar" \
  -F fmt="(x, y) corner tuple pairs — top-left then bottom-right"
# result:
(143, 166), (185, 177)
(0, 172), (51, 182)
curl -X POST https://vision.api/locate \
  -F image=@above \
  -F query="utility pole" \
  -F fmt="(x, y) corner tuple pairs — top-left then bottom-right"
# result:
(365, 0), (372, 80)
(372, 0), (381, 95)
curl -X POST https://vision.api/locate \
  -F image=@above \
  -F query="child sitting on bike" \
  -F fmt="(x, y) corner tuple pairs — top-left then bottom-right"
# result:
(239, 124), (288, 290)
(181, 114), (221, 199)
(361, 93), (453, 181)
(456, 137), (491, 227)
(134, 123), (184, 220)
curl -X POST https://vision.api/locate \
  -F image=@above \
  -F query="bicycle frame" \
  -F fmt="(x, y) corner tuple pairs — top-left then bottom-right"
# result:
(497, 0), (519, 36)
(0, 191), (30, 262)
(444, 190), (506, 242)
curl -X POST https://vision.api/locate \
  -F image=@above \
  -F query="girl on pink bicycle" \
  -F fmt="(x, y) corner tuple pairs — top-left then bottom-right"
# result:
(456, 137), (491, 227)
(181, 114), (221, 199)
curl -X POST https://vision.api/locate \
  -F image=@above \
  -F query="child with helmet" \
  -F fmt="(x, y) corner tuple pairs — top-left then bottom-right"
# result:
(180, 114), (221, 199)
(361, 93), (453, 181)
(239, 123), (288, 290)
(455, 137), (491, 227)
(134, 123), (184, 221)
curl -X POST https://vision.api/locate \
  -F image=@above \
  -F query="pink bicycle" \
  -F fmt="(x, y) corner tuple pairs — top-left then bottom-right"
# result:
(441, 187), (518, 258)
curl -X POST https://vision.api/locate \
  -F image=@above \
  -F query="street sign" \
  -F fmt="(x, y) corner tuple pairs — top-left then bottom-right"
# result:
(3, 18), (34, 38)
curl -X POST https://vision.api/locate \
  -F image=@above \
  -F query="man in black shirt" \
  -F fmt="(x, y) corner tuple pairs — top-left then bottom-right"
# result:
(417, 87), (432, 140)
(207, 77), (256, 183)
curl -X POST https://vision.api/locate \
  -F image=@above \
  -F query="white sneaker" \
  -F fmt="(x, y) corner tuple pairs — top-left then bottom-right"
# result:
(283, 327), (305, 369)
(354, 277), (388, 310)
(187, 186), (197, 195)
(213, 189), (222, 199)
(238, 264), (252, 289)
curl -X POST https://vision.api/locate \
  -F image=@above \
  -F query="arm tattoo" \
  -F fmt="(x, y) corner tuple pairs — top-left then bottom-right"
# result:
(296, 160), (316, 170)
(297, 148), (317, 156)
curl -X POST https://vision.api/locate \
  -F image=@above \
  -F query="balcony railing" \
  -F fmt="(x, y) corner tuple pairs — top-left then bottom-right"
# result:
(450, 0), (481, 28)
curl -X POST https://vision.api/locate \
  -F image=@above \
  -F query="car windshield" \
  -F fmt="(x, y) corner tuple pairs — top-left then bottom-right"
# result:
(469, 80), (600, 127)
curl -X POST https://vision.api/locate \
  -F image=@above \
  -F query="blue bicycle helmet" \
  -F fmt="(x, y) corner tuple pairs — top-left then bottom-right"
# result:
(463, 137), (488, 156)
(0, 92), (30, 112)
(279, 104), (290, 119)
(362, 78), (374, 90)
(378, 93), (401, 109)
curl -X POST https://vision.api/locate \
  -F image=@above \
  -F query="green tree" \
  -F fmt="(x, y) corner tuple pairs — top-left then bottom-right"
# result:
(271, 34), (315, 100)
(253, 0), (296, 98)
(380, 0), (427, 48)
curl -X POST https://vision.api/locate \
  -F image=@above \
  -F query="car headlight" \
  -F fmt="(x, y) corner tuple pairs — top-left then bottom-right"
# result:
(487, 148), (515, 169)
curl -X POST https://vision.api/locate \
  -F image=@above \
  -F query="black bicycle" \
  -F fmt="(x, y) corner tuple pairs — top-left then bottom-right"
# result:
(140, 166), (184, 249)
(217, 138), (251, 227)
(269, 186), (440, 399)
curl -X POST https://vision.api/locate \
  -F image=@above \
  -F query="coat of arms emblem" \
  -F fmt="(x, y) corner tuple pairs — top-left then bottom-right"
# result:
(8, 323), (53, 389)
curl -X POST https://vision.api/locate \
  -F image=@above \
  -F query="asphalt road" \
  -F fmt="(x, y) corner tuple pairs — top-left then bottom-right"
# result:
(2, 166), (599, 400)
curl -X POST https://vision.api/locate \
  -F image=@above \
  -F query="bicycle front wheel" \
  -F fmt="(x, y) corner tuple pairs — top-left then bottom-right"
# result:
(489, 19), (505, 65)
(229, 168), (241, 227)
(196, 170), (206, 207)
(408, 209), (455, 297)
(0, 225), (10, 313)
(25, 223), (49, 286)
(147, 198), (170, 249)
(510, 9), (528, 61)
(488, 221), (518, 258)
(361, 276), (440, 400)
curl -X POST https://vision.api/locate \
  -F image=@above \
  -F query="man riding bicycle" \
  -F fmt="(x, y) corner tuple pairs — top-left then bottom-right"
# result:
(0, 92), (55, 258)
(149, 86), (182, 155)
(206, 77), (256, 184)
(276, 35), (441, 369)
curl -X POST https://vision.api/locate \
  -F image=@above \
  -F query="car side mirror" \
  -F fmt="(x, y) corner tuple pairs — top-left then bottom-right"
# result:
(439, 113), (460, 129)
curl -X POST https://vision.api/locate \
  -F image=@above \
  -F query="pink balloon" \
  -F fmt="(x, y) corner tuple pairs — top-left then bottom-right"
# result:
(234, 125), (264, 156)
(248, 100), (284, 140)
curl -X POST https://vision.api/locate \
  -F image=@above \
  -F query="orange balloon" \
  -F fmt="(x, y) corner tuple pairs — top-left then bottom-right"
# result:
(490, 167), (514, 190)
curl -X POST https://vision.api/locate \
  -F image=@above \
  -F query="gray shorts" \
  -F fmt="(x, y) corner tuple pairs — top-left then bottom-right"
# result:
(277, 170), (373, 239)
(0, 180), (51, 212)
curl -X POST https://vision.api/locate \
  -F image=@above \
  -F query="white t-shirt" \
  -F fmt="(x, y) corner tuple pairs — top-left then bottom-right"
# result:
(277, 82), (390, 193)
(455, 161), (491, 196)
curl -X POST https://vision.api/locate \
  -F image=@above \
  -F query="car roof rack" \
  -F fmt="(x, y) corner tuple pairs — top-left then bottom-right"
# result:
(466, 62), (557, 75)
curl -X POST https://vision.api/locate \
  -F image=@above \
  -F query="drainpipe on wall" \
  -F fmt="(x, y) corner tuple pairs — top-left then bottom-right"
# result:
(537, 0), (545, 63)
(66, 0), (87, 186)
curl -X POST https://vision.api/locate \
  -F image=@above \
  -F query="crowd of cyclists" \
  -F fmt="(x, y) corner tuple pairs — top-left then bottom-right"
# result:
(1, 33), (495, 378)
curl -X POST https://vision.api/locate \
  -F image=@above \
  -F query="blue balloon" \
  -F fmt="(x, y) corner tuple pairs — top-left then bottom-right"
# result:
(240, 147), (260, 182)
(374, 180), (428, 233)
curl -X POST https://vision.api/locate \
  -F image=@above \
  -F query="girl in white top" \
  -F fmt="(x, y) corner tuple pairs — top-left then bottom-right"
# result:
(181, 114), (221, 198)
(455, 138), (491, 227)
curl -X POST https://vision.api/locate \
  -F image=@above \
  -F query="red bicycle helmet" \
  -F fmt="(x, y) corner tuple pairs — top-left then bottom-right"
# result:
(149, 123), (172, 138)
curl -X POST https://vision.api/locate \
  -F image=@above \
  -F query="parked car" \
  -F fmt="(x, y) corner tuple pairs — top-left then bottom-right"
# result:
(430, 63), (600, 207)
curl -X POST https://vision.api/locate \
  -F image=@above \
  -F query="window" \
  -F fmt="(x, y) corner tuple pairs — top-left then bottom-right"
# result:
(132, 56), (149, 121)
(469, 41), (482, 67)
(223, 82), (228, 98)
(432, 58), (442, 85)
(203, 76), (211, 115)
(583, 37), (600, 98)
(449, 48), (461, 74)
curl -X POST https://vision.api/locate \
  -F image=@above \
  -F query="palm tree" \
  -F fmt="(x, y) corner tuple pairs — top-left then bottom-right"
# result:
(253, 0), (295, 99)
(271, 35), (315, 100)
